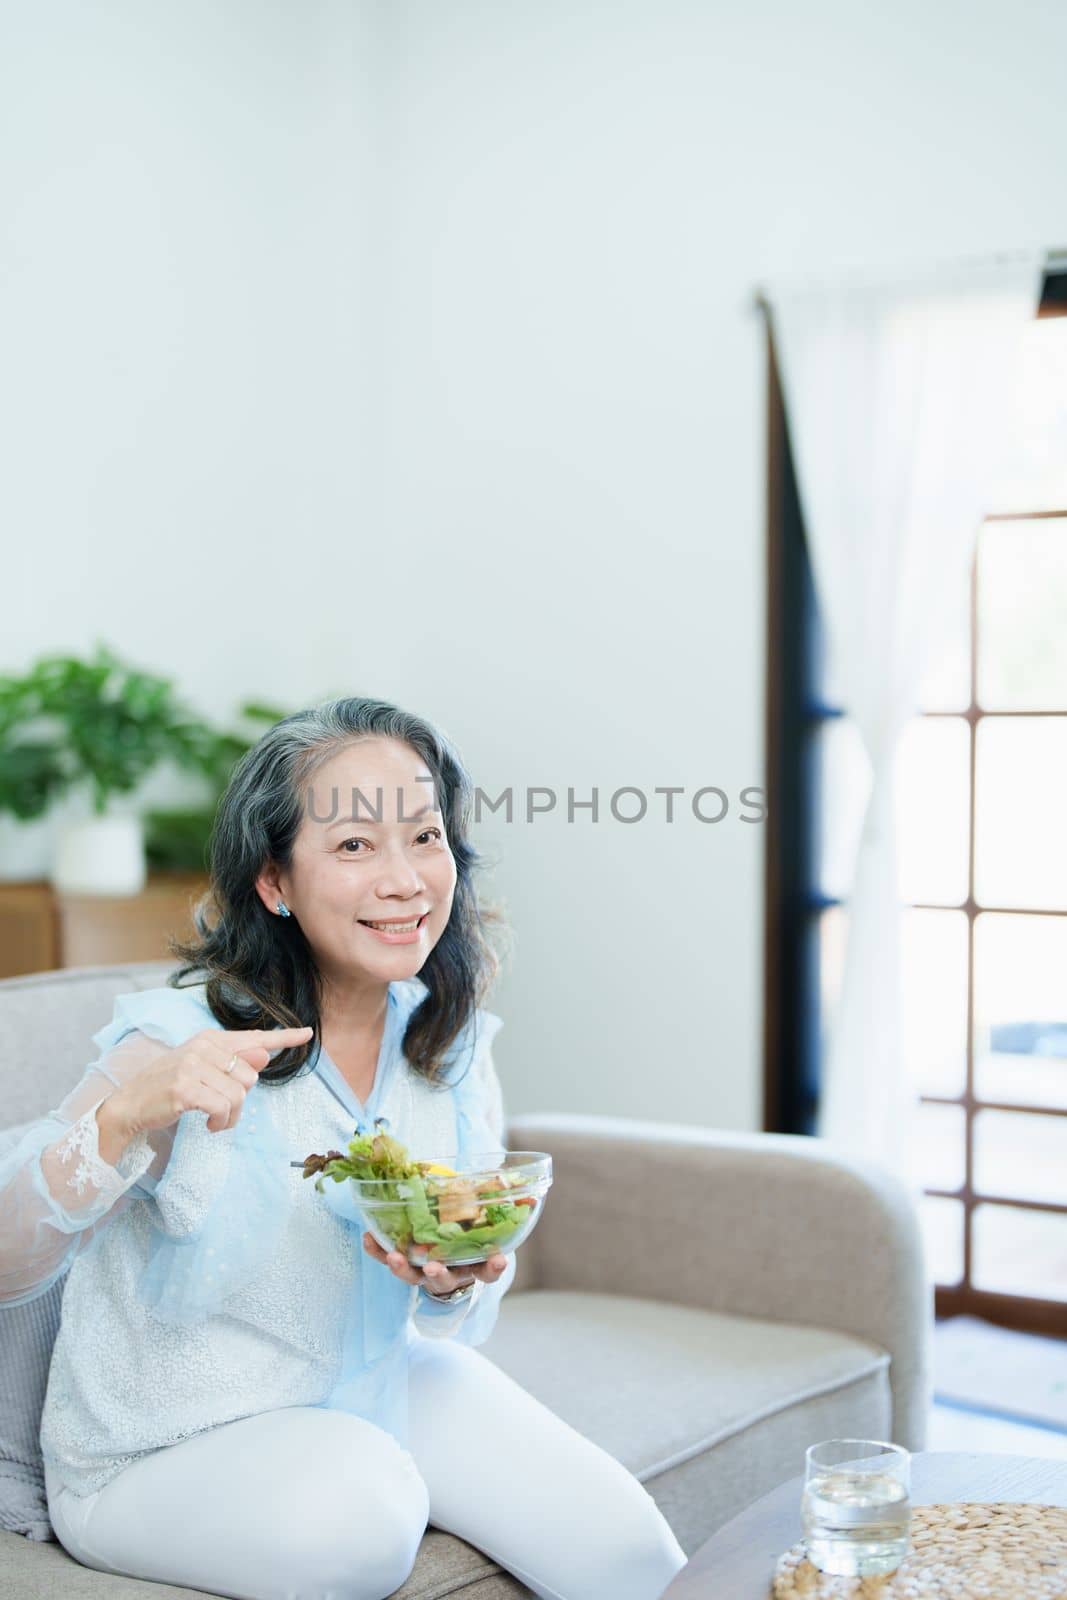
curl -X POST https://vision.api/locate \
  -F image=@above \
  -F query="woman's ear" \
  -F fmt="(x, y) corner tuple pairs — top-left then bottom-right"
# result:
(253, 865), (287, 917)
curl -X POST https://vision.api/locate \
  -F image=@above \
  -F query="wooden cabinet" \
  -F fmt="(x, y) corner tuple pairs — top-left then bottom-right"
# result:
(0, 883), (58, 978)
(0, 874), (211, 979)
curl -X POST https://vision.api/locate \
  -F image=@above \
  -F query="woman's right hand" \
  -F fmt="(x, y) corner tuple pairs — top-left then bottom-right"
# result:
(103, 1026), (314, 1139)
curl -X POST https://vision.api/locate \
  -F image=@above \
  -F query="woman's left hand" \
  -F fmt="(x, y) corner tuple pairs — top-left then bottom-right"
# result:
(362, 1231), (507, 1296)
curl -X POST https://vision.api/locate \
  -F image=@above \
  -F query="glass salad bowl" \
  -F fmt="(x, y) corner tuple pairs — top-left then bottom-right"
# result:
(301, 1125), (553, 1268)
(351, 1152), (553, 1268)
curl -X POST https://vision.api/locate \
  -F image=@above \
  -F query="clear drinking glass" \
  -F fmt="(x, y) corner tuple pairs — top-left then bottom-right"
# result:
(801, 1439), (911, 1576)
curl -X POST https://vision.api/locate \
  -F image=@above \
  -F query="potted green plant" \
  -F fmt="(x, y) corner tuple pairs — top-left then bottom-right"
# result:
(0, 645), (218, 894)
(0, 672), (70, 879)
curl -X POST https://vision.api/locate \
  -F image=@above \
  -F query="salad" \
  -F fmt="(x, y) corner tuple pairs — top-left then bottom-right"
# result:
(301, 1119), (542, 1265)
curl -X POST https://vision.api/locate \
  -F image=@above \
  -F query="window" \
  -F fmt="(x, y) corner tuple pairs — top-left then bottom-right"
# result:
(764, 271), (1067, 1336)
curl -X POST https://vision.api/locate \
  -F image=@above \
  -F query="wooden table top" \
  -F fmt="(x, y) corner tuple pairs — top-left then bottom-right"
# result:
(661, 1451), (1067, 1599)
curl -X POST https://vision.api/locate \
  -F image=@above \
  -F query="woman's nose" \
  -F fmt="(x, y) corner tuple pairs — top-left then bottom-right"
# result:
(373, 852), (424, 898)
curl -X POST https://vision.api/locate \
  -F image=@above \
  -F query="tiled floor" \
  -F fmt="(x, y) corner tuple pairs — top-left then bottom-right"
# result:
(929, 1401), (1067, 1459)
(930, 1316), (1067, 1459)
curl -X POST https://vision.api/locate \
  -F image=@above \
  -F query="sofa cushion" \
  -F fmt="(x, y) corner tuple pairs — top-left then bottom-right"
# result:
(0, 963), (178, 1545)
(479, 1289), (893, 1553)
(0, 1525), (532, 1599)
(0, 1121), (66, 1543)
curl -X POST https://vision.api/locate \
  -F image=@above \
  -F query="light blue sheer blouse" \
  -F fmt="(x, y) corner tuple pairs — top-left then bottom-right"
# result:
(26, 979), (515, 1498)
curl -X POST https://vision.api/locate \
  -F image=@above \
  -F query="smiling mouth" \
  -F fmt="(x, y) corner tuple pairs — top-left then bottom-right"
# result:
(358, 914), (429, 933)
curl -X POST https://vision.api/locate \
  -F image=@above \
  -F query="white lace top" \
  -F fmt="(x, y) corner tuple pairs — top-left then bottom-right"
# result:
(0, 980), (513, 1499)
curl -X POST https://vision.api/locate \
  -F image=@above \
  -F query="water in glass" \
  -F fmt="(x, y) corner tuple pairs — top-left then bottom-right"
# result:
(802, 1446), (910, 1576)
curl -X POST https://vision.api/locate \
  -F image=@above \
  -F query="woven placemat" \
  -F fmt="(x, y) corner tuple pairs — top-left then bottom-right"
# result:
(772, 1501), (1067, 1599)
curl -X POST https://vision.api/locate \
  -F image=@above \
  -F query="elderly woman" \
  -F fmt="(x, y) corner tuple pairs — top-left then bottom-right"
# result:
(0, 698), (686, 1600)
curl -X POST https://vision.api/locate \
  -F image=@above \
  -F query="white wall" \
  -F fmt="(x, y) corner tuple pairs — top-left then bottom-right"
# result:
(3, 0), (1064, 1133)
(0, 0), (375, 718)
(364, 0), (1065, 1133)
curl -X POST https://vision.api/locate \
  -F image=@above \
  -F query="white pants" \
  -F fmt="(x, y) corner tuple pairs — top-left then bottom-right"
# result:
(45, 1337), (687, 1600)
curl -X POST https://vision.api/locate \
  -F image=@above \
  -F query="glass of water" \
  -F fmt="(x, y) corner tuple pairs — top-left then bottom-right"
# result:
(801, 1438), (911, 1576)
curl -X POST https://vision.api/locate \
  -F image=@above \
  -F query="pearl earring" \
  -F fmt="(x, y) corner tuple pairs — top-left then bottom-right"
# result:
(276, 901), (291, 918)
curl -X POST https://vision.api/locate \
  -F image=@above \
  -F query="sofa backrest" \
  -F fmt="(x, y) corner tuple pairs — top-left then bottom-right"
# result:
(0, 962), (177, 1131)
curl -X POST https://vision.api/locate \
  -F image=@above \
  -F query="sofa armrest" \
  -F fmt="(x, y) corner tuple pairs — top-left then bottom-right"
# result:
(505, 1112), (932, 1450)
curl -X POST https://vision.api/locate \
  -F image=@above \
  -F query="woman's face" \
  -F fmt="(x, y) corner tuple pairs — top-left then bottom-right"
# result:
(256, 736), (458, 996)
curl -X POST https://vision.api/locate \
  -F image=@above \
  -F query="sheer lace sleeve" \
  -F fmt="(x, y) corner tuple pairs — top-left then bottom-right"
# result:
(413, 1021), (517, 1341)
(0, 1030), (178, 1307)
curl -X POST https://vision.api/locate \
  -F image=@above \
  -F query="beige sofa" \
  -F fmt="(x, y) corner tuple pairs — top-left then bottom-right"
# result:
(0, 962), (930, 1598)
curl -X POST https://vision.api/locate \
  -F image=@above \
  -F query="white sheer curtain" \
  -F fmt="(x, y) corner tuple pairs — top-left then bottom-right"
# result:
(766, 252), (1046, 1183)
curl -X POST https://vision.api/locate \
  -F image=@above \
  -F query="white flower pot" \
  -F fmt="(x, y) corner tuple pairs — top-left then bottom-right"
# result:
(52, 815), (147, 897)
(0, 813), (58, 881)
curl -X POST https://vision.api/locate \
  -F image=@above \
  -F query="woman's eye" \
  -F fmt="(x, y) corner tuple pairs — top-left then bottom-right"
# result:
(340, 828), (441, 853)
